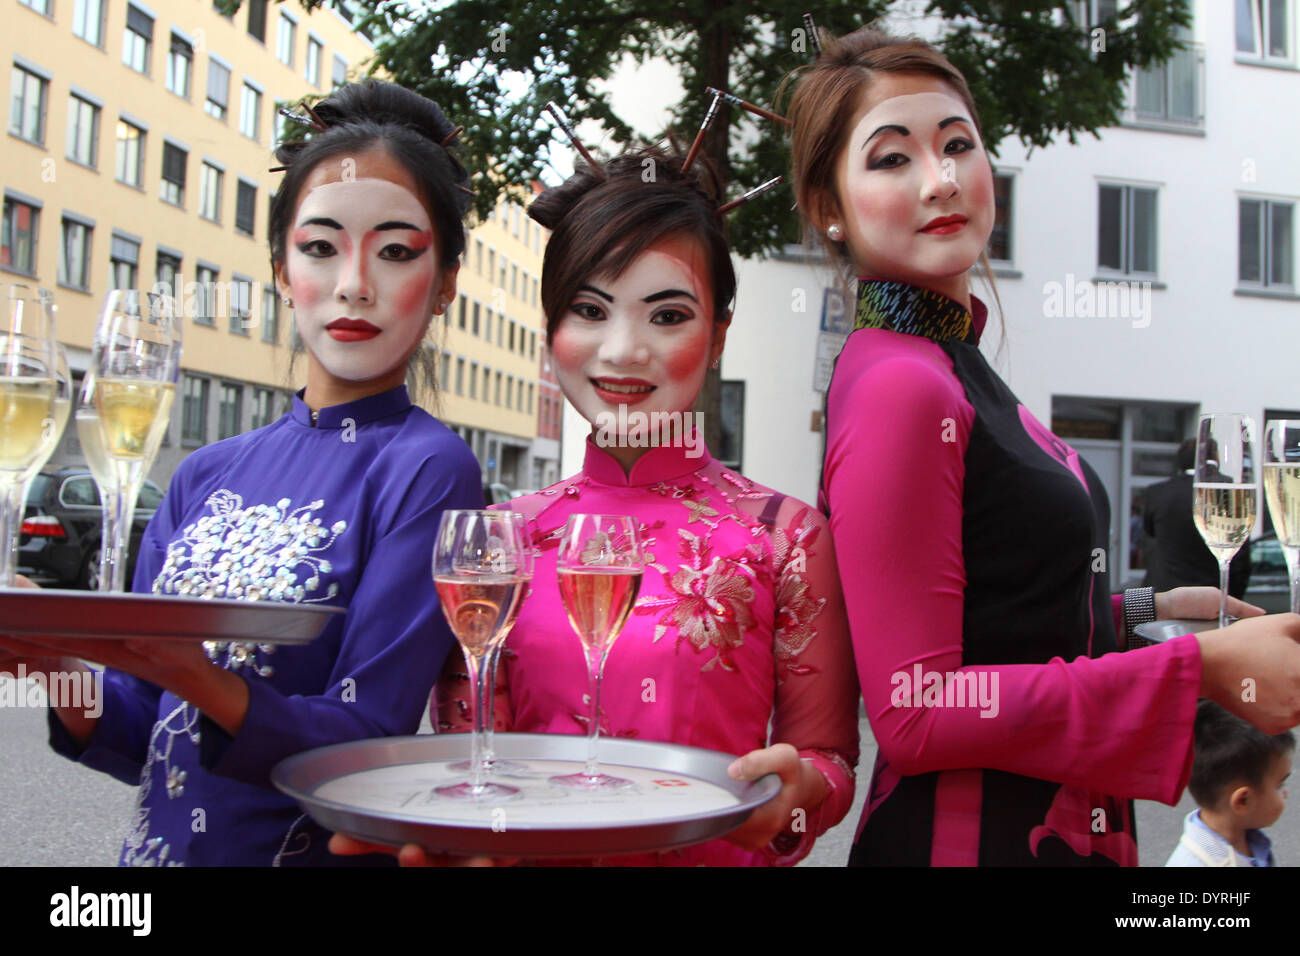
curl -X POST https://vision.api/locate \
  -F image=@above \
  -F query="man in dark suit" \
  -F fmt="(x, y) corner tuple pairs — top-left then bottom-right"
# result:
(1142, 439), (1252, 598)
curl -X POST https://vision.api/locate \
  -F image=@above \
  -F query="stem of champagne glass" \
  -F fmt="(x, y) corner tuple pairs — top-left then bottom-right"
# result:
(482, 642), (499, 767)
(584, 645), (605, 780)
(1218, 558), (1231, 629)
(463, 648), (487, 794)
(1285, 546), (1300, 616)
(104, 473), (141, 593)
(0, 479), (25, 586)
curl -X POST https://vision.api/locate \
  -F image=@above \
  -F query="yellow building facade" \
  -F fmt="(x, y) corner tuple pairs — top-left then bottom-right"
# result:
(4, 0), (551, 491)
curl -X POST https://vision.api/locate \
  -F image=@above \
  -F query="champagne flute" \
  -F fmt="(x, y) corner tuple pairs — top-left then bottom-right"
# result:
(15, 344), (71, 486)
(1263, 420), (1300, 614)
(74, 372), (119, 590)
(1193, 414), (1257, 628)
(432, 509), (532, 801)
(0, 284), (58, 585)
(91, 290), (181, 592)
(549, 514), (642, 792)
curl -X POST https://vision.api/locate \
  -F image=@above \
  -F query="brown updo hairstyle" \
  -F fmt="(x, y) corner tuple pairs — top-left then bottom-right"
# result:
(783, 25), (1003, 325)
(527, 145), (736, 344)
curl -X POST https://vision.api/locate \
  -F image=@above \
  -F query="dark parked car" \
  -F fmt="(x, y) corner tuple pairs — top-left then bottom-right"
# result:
(18, 468), (164, 590)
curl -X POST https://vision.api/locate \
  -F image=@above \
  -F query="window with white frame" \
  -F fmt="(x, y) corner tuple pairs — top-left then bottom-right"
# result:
(235, 180), (256, 237)
(160, 142), (187, 206)
(251, 387), (275, 429)
(1098, 183), (1158, 276)
(229, 276), (252, 333)
(261, 287), (278, 343)
(205, 60), (231, 120)
(66, 94), (99, 167)
(199, 163), (223, 222)
(305, 35), (322, 86)
(194, 264), (218, 325)
(182, 374), (209, 444)
(332, 54), (347, 89)
(987, 172), (1014, 263)
(115, 119), (144, 188)
(9, 65), (48, 144)
(122, 5), (153, 75)
(109, 234), (139, 289)
(240, 83), (261, 141)
(167, 34), (193, 98)
(246, 0), (267, 43)
(277, 13), (296, 66)
(59, 217), (92, 290)
(156, 251), (180, 292)
(1236, 0), (1292, 62)
(2, 197), (39, 275)
(19, 0), (52, 16)
(1133, 22), (1200, 125)
(73, 0), (105, 46)
(1239, 198), (1294, 291)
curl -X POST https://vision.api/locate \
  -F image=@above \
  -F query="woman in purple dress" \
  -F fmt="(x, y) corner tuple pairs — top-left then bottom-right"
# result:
(0, 80), (482, 865)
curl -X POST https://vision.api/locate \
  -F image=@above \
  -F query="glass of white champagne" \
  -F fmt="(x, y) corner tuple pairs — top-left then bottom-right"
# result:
(91, 290), (181, 592)
(1194, 413), (1257, 629)
(0, 284), (58, 585)
(549, 514), (643, 792)
(1263, 420), (1300, 614)
(432, 509), (532, 801)
(15, 343), (71, 487)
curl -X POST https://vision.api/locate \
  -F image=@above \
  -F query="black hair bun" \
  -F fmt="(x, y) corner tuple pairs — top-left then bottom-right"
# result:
(313, 78), (461, 151)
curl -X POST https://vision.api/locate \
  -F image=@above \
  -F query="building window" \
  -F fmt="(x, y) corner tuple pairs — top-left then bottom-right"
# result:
(166, 34), (193, 99)
(510, 263), (518, 298)
(239, 83), (261, 141)
(19, 0), (51, 14)
(497, 314), (504, 346)
(66, 95), (99, 167)
(1236, 0), (1292, 61)
(230, 276), (252, 333)
(495, 371), (502, 405)
(195, 264), (217, 325)
(305, 35), (322, 86)
(987, 172), (1014, 263)
(155, 251), (180, 292)
(469, 361), (478, 399)
(108, 234), (139, 289)
(717, 380), (745, 471)
(205, 60), (230, 120)
(182, 374), (209, 444)
(235, 180), (256, 236)
(1133, 26), (1199, 125)
(530, 331), (537, 360)
(115, 119), (144, 188)
(9, 65), (47, 145)
(331, 54), (347, 89)
(475, 239), (483, 273)
(1, 198), (39, 275)
(73, 0), (105, 45)
(455, 357), (465, 395)
(261, 286), (279, 343)
(160, 142), (187, 206)
(58, 218), (92, 290)
(250, 387), (275, 429)
(276, 13), (296, 66)
(247, 0), (268, 43)
(199, 163), (223, 222)
(218, 382), (243, 438)
(1098, 184), (1157, 276)
(458, 294), (466, 330)
(472, 300), (480, 335)
(122, 5), (153, 75)
(1240, 198), (1294, 291)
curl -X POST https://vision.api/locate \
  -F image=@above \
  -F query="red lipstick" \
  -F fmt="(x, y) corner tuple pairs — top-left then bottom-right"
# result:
(591, 376), (656, 406)
(326, 317), (381, 342)
(920, 215), (968, 235)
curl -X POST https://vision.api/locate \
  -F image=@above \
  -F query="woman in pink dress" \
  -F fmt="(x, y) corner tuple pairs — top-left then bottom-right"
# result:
(433, 147), (860, 865)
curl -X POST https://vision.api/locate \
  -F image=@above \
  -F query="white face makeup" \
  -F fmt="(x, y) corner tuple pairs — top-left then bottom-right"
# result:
(282, 173), (441, 386)
(550, 235), (724, 435)
(834, 75), (995, 298)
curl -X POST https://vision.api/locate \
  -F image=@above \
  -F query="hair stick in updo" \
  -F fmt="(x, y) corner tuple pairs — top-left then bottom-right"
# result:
(705, 87), (791, 128)
(682, 89), (724, 173)
(544, 102), (605, 177)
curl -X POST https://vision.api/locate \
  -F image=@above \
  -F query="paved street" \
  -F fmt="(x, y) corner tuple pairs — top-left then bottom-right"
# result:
(1, 687), (1291, 867)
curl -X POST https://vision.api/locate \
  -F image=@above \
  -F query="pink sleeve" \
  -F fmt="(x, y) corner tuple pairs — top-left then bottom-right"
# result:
(765, 500), (860, 864)
(823, 337), (1200, 806)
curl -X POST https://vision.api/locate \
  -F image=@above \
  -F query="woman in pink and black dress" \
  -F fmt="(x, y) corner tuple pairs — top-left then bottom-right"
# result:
(785, 25), (1300, 866)
(432, 146), (860, 866)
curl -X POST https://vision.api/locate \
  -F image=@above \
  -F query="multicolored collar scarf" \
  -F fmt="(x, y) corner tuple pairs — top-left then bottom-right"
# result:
(854, 278), (976, 344)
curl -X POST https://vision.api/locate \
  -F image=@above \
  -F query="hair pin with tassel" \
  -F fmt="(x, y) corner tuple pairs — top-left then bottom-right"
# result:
(803, 13), (823, 58)
(705, 87), (791, 128)
(719, 175), (784, 215)
(544, 101), (605, 176)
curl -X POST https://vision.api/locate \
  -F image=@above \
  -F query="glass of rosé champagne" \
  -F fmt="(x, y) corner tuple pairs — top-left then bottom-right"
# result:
(549, 514), (643, 792)
(432, 509), (532, 801)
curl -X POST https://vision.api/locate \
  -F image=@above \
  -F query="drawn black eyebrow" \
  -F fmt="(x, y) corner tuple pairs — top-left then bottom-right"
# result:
(861, 116), (971, 149)
(299, 216), (343, 229)
(577, 284), (613, 302)
(371, 220), (424, 231)
(643, 289), (698, 304)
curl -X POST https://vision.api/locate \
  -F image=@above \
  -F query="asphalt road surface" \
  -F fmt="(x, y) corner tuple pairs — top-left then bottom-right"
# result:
(0, 688), (1292, 867)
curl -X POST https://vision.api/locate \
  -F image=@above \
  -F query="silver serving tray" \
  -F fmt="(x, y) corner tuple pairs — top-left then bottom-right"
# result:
(0, 588), (344, 644)
(1133, 618), (1220, 646)
(272, 732), (782, 859)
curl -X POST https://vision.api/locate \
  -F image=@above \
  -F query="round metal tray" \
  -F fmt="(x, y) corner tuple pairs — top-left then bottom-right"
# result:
(1133, 618), (1219, 646)
(0, 588), (344, 644)
(272, 732), (782, 859)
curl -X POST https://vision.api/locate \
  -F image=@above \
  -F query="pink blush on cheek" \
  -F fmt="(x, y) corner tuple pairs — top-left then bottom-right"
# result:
(392, 265), (435, 317)
(663, 334), (710, 382)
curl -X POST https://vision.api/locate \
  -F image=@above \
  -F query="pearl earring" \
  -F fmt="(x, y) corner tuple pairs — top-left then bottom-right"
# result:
(827, 223), (844, 242)
(282, 296), (293, 308)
